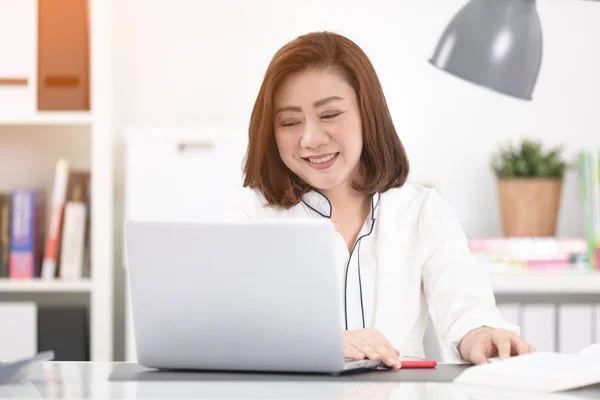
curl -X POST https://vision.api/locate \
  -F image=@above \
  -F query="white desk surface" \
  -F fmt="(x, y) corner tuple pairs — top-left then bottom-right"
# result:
(0, 362), (599, 399)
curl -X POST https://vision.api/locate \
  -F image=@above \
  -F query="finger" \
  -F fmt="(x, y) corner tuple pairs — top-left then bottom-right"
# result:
(366, 330), (398, 358)
(394, 348), (401, 356)
(365, 331), (400, 368)
(370, 334), (398, 361)
(373, 343), (400, 368)
(529, 344), (536, 353)
(469, 343), (489, 365)
(344, 345), (365, 360)
(356, 338), (381, 361)
(505, 332), (529, 356)
(513, 339), (531, 355)
(507, 333), (529, 355)
(491, 334), (512, 359)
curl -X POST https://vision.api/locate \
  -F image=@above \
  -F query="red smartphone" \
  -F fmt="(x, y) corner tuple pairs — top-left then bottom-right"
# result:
(399, 360), (437, 368)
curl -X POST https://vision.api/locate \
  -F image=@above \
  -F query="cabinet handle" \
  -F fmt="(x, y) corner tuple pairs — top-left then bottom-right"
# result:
(44, 75), (79, 88)
(0, 78), (28, 86)
(177, 141), (214, 153)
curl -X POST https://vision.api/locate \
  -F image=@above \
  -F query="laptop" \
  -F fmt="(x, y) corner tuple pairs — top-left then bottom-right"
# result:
(124, 219), (385, 374)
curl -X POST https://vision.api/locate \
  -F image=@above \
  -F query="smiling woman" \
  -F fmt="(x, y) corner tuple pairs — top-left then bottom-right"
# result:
(274, 69), (365, 194)
(227, 31), (535, 369)
(243, 32), (408, 209)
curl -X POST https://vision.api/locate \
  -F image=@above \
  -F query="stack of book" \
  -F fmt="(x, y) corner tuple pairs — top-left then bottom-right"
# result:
(469, 237), (590, 272)
(0, 159), (91, 280)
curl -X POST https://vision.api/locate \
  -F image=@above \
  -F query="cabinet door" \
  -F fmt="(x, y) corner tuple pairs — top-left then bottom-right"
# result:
(0, 302), (37, 361)
(0, 0), (36, 116)
(124, 126), (247, 223)
(522, 304), (556, 353)
(37, 0), (90, 110)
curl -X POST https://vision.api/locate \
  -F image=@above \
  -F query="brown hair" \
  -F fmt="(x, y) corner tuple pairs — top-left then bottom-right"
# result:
(243, 31), (409, 208)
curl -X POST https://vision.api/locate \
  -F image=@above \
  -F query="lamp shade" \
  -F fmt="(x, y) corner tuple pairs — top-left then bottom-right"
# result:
(429, 0), (543, 100)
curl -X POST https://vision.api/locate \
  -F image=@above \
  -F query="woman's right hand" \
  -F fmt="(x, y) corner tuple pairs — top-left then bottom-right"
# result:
(344, 328), (402, 369)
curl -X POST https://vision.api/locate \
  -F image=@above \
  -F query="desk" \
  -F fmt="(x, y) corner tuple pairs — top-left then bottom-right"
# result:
(0, 362), (600, 399)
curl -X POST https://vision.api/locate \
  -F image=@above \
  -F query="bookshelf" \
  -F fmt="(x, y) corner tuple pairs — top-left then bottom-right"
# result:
(0, 112), (93, 126)
(0, 0), (114, 362)
(492, 271), (600, 295)
(0, 278), (93, 293)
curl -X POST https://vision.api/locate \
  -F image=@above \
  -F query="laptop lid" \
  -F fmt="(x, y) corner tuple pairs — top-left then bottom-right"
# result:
(124, 219), (346, 374)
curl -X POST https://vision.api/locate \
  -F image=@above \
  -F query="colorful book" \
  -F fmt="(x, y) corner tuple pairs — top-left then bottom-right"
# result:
(581, 152), (596, 270)
(469, 237), (589, 271)
(0, 194), (11, 278)
(41, 158), (69, 279)
(9, 189), (46, 279)
(41, 163), (91, 279)
(594, 150), (600, 270)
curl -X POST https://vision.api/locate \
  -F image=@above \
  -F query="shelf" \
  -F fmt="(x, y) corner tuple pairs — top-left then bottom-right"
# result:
(0, 278), (93, 293)
(0, 112), (93, 126)
(491, 271), (600, 294)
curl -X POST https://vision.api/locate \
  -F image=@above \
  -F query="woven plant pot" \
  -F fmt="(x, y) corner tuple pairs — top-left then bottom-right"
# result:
(497, 178), (563, 237)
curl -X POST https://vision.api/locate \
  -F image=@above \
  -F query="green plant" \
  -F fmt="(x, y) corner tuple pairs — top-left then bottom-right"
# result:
(491, 138), (570, 179)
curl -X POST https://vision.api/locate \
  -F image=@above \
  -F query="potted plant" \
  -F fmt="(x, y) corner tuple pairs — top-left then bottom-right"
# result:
(491, 139), (570, 237)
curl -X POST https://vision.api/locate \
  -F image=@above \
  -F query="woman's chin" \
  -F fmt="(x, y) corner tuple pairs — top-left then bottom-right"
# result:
(303, 176), (348, 193)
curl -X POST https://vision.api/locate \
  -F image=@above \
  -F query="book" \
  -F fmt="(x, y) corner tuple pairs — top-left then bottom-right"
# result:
(594, 150), (600, 270)
(59, 202), (87, 279)
(41, 158), (69, 279)
(41, 165), (90, 279)
(581, 152), (596, 270)
(469, 237), (589, 271)
(0, 194), (10, 278)
(9, 189), (45, 278)
(454, 343), (600, 393)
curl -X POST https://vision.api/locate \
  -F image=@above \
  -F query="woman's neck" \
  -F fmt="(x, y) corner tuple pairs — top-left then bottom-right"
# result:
(320, 184), (370, 221)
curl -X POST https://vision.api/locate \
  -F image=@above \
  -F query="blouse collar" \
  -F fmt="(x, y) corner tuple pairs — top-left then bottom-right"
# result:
(301, 190), (380, 220)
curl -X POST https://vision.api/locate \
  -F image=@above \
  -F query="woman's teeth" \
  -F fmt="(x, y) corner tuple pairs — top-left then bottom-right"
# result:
(308, 153), (337, 164)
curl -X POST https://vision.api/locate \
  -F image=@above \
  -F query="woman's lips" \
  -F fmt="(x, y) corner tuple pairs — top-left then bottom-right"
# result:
(303, 152), (339, 170)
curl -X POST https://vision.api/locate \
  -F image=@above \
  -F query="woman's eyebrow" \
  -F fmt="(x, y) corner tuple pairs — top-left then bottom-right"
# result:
(313, 96), (344, 108)
(275, 96), (345, 115)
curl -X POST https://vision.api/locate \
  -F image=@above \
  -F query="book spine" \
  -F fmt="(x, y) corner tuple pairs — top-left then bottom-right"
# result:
(9, 189), (35, 278)
(592, 151), (600, 270)
(595, 150), (600, 270)
(0, 195), (10, 278)
(581, 152), (595, 270)
(59, 202), (87, 279)
(41, 159), (69, 279)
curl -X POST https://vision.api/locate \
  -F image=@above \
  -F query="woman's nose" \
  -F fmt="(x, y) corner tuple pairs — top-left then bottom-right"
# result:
(300, 121), (329, 149)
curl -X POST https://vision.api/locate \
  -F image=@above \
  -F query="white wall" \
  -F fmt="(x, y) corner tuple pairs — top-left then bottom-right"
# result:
(118, 0), (600, 238)
(112, 0), (600, 358)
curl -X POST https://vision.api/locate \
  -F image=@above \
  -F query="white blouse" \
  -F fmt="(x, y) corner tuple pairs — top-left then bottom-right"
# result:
(224, 183), (519, 361)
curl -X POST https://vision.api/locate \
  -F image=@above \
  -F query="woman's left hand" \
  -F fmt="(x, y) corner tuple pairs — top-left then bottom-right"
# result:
(458, 326), (535, 364)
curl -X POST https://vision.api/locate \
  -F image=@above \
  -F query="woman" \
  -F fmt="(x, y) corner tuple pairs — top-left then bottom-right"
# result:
(226, 31), (535, 369)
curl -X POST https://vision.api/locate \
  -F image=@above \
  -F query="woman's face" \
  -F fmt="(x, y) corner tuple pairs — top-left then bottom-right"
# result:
(273, 67), (363, 193)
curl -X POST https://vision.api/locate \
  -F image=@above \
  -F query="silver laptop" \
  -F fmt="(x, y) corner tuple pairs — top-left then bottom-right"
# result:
(124, 219), (384, 374)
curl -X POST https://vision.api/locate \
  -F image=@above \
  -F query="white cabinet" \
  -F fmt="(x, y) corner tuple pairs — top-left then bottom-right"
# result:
(123, 124), (247, 361)
(124, 125), (247, 224)
(558, 304), (594, 354)
(0, 302), (37, 362)
(0, 0), (37, 116)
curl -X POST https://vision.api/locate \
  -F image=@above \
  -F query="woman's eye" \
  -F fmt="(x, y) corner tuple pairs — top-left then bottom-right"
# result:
(322, 113), (341, 120)
(281, 121), (300, 127)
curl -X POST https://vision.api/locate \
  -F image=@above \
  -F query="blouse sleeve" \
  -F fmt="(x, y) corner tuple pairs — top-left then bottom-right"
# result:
(419, 189), (519, 361)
